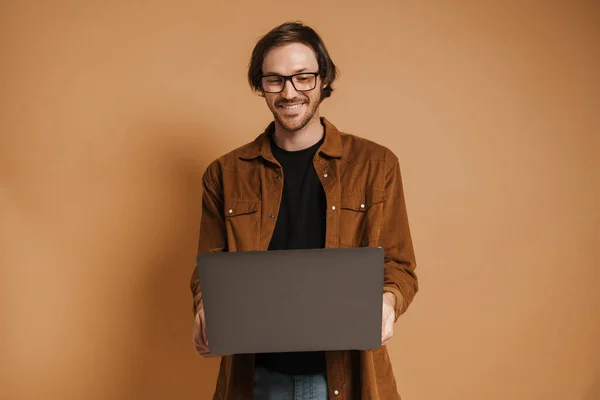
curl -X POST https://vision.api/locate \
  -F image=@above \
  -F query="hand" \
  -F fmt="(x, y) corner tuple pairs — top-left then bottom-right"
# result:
(192, 306), (217, 357)
(381, 292), (396, 346)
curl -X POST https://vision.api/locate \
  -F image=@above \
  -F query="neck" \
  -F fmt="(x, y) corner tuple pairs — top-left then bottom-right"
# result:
(273, 113), (324, 151)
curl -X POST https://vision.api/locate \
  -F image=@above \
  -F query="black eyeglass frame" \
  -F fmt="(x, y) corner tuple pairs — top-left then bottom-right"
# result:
(260, 72), (319, 93)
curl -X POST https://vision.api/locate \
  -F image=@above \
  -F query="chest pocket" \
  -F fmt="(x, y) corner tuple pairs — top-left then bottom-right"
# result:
(224, 199), (260, 252)
(339, 189), (385, 247)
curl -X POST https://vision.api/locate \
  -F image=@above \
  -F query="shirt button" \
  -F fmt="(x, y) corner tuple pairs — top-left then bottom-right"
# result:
(331, 206), (336, 211)
(228, 209), (233, 214)
(323, 173), (328, 178)
(268, 213), (274, 218)
(360, 203), (365, 209)
(334, 389), (339, 395)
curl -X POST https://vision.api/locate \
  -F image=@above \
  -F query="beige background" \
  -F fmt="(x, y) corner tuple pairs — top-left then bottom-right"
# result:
(1, 1), (599, 399)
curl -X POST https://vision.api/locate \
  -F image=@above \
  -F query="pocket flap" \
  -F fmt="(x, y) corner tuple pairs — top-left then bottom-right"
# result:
(224, 199), (260, 217)
(340, 189), (385, 211)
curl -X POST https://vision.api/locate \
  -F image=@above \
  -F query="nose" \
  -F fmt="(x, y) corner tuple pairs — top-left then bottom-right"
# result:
(281, 78), (298, 99)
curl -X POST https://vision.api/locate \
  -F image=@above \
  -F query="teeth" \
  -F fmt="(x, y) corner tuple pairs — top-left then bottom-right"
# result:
(282, 104), (302, 110)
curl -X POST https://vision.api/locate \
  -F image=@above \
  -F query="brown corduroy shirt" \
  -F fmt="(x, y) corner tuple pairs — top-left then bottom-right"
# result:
(190, 117), (418, 399)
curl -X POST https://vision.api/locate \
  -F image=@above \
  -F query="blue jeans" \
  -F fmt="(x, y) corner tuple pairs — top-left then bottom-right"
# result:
(253, 366), (330, 400)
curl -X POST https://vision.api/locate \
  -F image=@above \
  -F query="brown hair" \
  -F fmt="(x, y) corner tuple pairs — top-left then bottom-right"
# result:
(248, 21), (339, 99)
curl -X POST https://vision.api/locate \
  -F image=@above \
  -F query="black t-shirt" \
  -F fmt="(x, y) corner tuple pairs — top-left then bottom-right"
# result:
(254, 136), (327, 375)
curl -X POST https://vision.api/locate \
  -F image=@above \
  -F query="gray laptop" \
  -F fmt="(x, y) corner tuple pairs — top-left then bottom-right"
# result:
(196, 247), (384, 355)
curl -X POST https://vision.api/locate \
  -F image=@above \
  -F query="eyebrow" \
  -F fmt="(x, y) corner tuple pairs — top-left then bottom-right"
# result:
(262, 67), (312, 76)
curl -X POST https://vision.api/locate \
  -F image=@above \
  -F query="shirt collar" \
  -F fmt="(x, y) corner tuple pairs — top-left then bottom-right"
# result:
(240, 117), (343, 161)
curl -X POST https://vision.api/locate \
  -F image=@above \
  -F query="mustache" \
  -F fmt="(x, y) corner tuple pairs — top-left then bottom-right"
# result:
(275, 98), (307, 106)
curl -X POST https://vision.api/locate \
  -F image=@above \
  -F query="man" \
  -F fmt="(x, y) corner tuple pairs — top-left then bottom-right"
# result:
(190, 21), (418, 400)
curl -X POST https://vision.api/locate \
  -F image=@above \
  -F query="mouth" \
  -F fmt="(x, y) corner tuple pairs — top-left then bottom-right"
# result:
(277, 102), (305, 114)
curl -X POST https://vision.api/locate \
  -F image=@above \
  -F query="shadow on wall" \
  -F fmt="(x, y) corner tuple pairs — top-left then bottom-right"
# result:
(127, 116), (225, 399)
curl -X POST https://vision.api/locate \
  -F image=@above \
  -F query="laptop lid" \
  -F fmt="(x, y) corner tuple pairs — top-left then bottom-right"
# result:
(196, 247), (384, 355)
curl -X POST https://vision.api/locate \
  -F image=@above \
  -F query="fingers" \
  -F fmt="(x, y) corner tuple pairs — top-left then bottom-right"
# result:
(381, 314), (387, 345)
(381, 327), (393, 346)
(193, 310), (214, 357)
(199, 308), (208, 344)
(381, 311), (394, 346)
(193, 334), (214, 357)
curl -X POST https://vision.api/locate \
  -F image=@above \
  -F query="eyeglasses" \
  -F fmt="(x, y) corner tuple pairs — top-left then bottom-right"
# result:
(260, 72), (319, 93)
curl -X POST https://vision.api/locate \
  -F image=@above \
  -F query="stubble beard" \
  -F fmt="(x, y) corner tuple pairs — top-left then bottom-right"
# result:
(273, 95), (321, 133)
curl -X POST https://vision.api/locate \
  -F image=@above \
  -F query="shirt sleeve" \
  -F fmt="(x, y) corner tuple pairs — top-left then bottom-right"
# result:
(190, 162), (227, 316)
(381, 150), (419, 321)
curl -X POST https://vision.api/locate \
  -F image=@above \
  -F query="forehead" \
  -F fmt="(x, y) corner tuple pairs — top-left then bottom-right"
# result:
(262, 42), (319, 75)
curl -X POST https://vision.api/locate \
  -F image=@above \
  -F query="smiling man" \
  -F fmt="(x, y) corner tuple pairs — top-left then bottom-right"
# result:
(190, 22), (418, 400)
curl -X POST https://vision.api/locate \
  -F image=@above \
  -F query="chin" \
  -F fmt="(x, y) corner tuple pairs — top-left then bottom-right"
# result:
(276, 114), (309, 133)
(282, 120), (305, 132)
